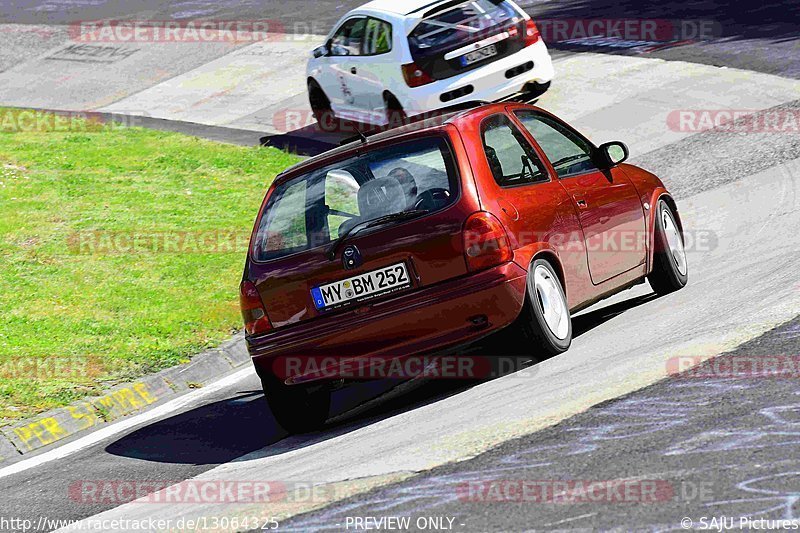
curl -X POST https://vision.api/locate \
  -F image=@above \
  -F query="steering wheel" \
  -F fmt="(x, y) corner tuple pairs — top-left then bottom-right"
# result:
(414, 188), (451, 211)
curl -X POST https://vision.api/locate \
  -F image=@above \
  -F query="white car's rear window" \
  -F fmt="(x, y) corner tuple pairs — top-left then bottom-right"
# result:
(409, 0), (519, 53)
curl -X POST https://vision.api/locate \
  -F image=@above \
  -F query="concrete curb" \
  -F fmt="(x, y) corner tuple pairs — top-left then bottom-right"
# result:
(0, 332), (250, 464)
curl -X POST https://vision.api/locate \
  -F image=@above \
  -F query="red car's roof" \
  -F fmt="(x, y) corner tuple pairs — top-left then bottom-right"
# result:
(272, 102), (528, 185)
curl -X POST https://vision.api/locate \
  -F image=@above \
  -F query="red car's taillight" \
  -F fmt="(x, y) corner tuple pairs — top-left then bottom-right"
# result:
(240, 280), (272, 335)
(402, 62), (435, 88)
(524, 19), (541, 46)
(463, 212), (513, 272)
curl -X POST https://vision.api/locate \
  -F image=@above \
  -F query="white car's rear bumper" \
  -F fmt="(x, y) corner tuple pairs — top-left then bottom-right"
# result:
(399, 40), (555, 117)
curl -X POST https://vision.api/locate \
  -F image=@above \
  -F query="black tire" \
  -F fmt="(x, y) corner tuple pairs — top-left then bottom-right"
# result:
(308, 80), (335, 130)
(520, 259), (572, 356)
(524, 81), (551, 100)
(648, 200), (689, 295)
(384, 94), (407, 129)
(261, 374), (330, 434)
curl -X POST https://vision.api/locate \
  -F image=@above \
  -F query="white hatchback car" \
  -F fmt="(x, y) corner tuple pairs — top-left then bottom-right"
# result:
(307, 0), (555, 127)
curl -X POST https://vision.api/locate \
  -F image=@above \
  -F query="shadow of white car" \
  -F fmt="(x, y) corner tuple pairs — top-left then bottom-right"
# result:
(307, 0), (555, 127)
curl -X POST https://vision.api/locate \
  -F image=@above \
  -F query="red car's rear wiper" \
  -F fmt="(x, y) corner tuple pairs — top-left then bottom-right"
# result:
(326, 209), (430, 261)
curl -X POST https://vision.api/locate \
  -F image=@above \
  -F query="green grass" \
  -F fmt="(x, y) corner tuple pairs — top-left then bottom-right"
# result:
(0, 112), (300, 422)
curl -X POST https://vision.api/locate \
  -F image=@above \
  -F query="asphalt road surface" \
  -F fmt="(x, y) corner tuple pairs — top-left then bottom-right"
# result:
(280, 316), (800, 531)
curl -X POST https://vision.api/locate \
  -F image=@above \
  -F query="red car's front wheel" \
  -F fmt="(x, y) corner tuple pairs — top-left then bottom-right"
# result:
(648, 200), (689, 295)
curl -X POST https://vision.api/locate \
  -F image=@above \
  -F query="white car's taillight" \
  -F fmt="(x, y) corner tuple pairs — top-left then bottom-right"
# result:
(524, 19), (541, 46)
(402, 62), (435, 88)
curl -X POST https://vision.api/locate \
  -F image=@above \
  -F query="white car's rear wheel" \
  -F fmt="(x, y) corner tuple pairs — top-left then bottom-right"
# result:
(524, 80), (551, 100)
(308, 80), (335, 130)
(384, 93), (407, 128)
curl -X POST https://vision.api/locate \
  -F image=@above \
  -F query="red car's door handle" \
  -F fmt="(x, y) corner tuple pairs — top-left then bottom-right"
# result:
(576, 199), (588, 208)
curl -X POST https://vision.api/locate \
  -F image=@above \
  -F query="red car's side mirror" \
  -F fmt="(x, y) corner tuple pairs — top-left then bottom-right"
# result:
(598, 141), (630, 168)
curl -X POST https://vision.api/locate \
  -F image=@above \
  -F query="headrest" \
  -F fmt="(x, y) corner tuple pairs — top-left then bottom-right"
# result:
(358, 177), (406, 218)
(485, 145), (504, 178)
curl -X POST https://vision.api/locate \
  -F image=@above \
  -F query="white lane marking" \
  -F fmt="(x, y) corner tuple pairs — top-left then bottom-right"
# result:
(0, 366), (255, 480)
(540, 512), (598, 527)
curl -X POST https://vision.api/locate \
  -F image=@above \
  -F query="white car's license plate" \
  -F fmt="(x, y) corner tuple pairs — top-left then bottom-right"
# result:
(311, 262), (411, 311)
(460, 44), (498, 66)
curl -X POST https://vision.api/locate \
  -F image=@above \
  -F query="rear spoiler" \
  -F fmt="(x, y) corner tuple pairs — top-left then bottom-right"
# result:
(407, 0), (463, 16)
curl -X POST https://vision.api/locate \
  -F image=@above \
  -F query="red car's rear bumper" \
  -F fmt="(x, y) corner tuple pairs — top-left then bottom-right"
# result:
(248, 262), (528, 385)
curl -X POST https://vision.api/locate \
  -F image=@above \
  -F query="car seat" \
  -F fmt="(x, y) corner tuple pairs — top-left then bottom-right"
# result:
(337, 177), (406, 237)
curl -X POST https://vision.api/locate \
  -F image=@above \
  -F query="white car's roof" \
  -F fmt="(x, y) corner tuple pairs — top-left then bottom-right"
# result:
(358, 0), (445, 16)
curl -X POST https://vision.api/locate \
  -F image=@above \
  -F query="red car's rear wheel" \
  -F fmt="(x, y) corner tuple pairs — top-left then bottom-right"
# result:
(261, 375), (330, 434)
(520, 258), (572, 356)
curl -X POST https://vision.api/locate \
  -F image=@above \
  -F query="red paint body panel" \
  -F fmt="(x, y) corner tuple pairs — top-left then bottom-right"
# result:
(557, 168), (647, 285)
(250, 262), (527, 384)
(616, 163), (676, 274)
(242, 103), (677, 385)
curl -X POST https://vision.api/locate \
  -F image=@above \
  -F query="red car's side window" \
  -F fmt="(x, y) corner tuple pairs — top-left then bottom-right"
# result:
(480, 113), (549, 188)
(513, 110), (598, 179)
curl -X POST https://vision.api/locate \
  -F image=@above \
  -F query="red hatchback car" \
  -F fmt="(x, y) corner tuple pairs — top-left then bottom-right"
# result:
(241, 102), (688, 433)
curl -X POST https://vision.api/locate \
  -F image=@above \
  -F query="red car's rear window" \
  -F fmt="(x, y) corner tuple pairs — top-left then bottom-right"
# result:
(252, 136), (460, 262)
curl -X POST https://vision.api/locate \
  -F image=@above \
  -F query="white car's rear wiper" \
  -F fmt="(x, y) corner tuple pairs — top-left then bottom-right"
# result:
(327, 209), (430, 260)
